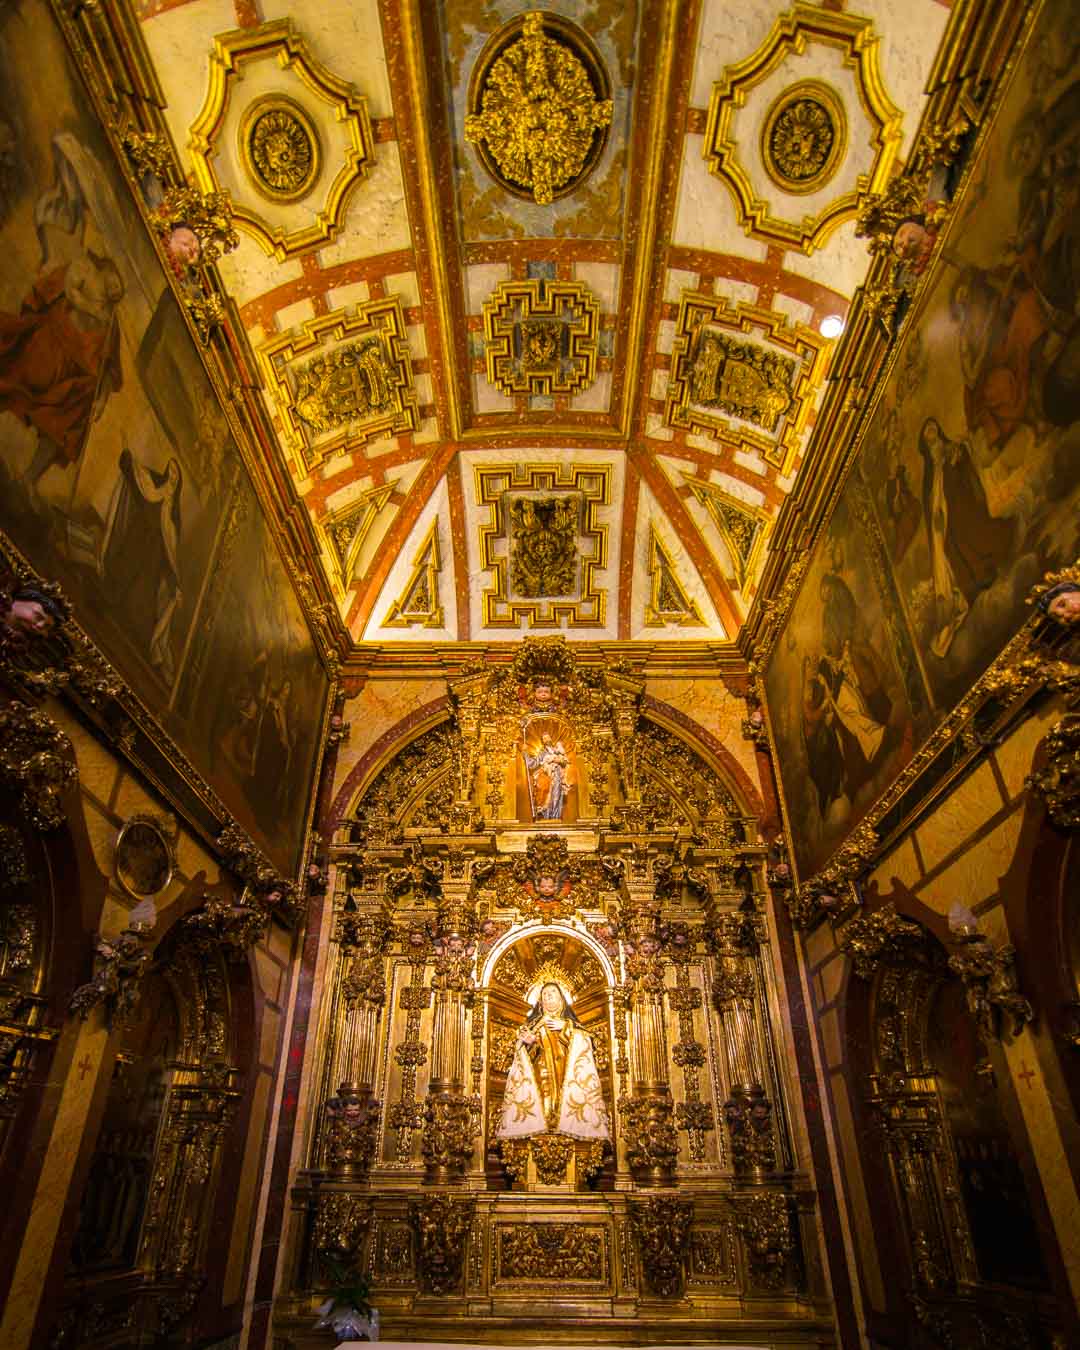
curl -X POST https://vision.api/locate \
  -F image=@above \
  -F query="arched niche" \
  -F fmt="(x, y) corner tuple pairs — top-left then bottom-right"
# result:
(480, 928), (615, 1186)
(332, 707), (757, 844)
(55, 904), (257, 1347)
(843, 917), (1055, 1345)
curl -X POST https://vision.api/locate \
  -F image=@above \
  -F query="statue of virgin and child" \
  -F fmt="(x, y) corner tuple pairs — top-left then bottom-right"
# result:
(494, 981), (610, 1142)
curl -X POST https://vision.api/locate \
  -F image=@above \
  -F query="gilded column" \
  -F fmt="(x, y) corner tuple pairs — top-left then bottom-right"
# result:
(620, 868), (678, 1186)
(421, 883), (477, 1184)
(710, 915), (776, 1175)
(325, 909), (390, 1179)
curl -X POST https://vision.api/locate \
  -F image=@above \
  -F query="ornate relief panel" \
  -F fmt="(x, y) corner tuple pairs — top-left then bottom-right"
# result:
(644, 525), (705, 628)
(321, 483), (398, 595)
(188, 20), (376, 259)
(258, 299), (419, 473)
(474, 463), (611, 628)
(482, 278), (601, 398)
(680, 477), (770, 594)
(702, 8), (902, 253)
(494, 1221), (610, 1282)
(665, 297), (827, 473)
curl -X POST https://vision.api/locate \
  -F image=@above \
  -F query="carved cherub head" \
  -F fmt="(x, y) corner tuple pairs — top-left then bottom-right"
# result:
(1038, 581), (1080, 626)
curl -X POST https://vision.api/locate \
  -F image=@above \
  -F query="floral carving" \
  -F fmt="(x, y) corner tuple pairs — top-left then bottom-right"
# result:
(409, 1194), (475, 1295)
(0, 701), (77, 831)
(629, 1197), (693, 1296)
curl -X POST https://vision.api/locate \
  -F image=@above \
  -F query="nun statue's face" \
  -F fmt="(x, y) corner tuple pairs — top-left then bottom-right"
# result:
(540, 983), (565, 1016)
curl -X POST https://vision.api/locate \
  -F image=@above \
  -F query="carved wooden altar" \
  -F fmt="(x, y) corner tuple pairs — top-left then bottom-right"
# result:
(276, 640), (829, 1342)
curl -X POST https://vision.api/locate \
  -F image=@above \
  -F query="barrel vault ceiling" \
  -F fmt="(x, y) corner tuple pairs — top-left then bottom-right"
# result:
(135, 0), (952, 646)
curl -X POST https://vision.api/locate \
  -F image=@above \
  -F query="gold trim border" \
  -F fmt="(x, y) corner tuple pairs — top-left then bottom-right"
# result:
(474, 462), (612, 629)
(189, 19), (375, 261)
(703, 6), (902, 255)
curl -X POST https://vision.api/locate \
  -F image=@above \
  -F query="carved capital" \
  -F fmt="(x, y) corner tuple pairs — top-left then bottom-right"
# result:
(840, 904), (924, 980)
(324, 1088), (381, 1178)
(181, 893), (269, 958)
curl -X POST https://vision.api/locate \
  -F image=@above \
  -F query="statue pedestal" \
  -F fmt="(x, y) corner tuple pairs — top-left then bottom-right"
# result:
(498, 1132), (606, 1190)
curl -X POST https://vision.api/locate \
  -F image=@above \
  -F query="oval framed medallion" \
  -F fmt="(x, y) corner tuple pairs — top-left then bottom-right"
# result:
(240, 95), (321, 204)
(761, 80), (847, 196)
(464, 11), (613, 205)
(115, 814), (175, 900)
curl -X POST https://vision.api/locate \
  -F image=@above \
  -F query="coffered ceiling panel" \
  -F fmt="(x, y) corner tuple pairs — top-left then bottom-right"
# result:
(133, 0), (959, 647)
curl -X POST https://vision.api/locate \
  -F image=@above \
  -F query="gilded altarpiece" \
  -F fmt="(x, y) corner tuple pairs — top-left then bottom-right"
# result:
(276, 640), (830, 1343)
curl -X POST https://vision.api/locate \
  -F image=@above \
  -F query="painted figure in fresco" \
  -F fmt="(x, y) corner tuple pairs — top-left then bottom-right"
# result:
(801, 560), (901, 825)
(217, 650), (297, 824)
(0, 135), (128, 498)
(495, 982), (609, 1140)
(524, 731), (571, 820)
(917, 417), (1015, 658)
(880, 409), (920, 561)
(99, 449), (183, 684)
(0, 248), (124, 495)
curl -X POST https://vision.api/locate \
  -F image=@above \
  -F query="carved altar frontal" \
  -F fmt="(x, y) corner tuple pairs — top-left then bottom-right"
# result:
(276, 642), (830, 1344)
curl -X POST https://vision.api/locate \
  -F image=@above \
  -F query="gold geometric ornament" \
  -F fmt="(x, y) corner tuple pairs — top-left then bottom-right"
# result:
(682, 478), (769, 594)
(189, 20), (375, 259)
(482, 278), (600, 398)
(474, 462), (610, 628)
(644, 526), (704, 628)
(666, 296), (827, 474)
(322, 481), (397, 595)
(257, 297), (419, 472)
(382, 520), (444, 629)
(703, 8), (902, 253)
(464, 12), (612, 206)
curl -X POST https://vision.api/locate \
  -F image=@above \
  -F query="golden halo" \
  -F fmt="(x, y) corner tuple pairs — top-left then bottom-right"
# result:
(526, 963), (576, 1008)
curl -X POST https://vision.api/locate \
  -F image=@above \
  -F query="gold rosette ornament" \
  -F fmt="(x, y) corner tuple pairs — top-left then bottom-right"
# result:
(465, 13), (613, 206)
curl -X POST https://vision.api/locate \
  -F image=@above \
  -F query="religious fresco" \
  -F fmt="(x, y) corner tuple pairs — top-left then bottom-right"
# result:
(0, 2), (325, 875)
(859, 0), (1080, 709)
(764, 484), (930, 879)
(767, 0), (1080, 880)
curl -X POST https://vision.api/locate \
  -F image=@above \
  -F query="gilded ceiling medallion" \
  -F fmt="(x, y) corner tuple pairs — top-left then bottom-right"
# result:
(702, 9), (901, 252)
(762, 82), (846, 195)
(241, 96), (320, 203)
(464, 12), (613, 205)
